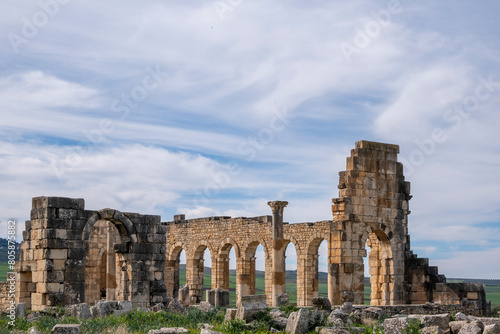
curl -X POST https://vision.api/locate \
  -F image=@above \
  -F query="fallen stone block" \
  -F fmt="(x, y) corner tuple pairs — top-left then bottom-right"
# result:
(383, 316), (411, 334)
(276, 293), (289, 306)
(69, 303), (91, 319)
(200, 329), (223, 334)
(236, 295), (268, 322)
(458, 323), (482, 334)
(312, 297), (332, 311)
(421, 326), (444, 334)
(224, 308), (237, 322)
(198, 301), (213, 312)
(147, 328), (189, 334)
(28, 327), (41, 334)
(483, 323), (500, 334)
(318, 328), (350, 334)
(51, 324), (80, 334)
(451, 321), (470, 334)
(16, 302), (27, 319)
(409, 313), (450, 332)
(117, 300), (133, 312)
(455, 312), (471, 321)
(286, 308), (312, 334)
(167, 299), (185, 314)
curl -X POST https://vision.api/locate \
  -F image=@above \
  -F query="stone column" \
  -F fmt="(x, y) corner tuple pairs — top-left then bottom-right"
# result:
(268, 200), (288, 307)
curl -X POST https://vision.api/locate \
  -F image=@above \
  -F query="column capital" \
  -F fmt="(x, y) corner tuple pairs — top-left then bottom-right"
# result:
(267, 201), (288, 214)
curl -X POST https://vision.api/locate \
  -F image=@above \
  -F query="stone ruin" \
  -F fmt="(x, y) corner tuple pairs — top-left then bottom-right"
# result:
(12, 140), (491, 315)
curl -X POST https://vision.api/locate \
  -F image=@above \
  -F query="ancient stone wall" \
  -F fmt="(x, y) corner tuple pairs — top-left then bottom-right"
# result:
(15, 197), (167, 311)
(13, 140), (491, 316)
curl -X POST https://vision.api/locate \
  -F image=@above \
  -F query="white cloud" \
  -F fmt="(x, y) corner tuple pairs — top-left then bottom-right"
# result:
(433, 248), (500, 279)
(0, 1), (499, 278)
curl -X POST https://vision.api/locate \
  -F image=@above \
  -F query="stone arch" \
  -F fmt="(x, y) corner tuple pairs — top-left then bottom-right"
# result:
(361, 226), (395, 305)
(283, 234), (302, 254)
(303, 234), (330, 306)
(186, 240), (214, 304)
(282, 236), (300, 305)
(83, 219), (121, 305)
(236, 239), (271, 303)
(212, 238), (240, 303)
(218, 237), (241, 258)
(82, 209), (138, 244)
(165, 242), (186, 299)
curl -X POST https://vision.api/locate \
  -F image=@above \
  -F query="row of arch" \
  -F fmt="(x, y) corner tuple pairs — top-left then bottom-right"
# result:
(79, 212), (399, 307)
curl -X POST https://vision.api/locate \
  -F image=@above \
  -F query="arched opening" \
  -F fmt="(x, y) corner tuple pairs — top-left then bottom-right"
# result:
(318, 240), (329, 300)
(165, 246), (186, 300)
(84, 219), (120, 305)
(254, 244), (266, 296)
(285, 241), (298, 305)
(216, 243), (237, 306)
(242, 241), (268, 298)
(364, 230), (394, 305)
(190, 244), (211, 304)
(305, 237), (329, 306)
(203, 249), (212, 301)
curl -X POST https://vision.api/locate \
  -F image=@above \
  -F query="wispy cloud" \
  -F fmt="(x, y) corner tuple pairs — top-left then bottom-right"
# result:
(0, 0), (499, 278)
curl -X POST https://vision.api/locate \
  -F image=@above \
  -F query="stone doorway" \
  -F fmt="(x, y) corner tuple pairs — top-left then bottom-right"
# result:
(84, 219), (120, 305)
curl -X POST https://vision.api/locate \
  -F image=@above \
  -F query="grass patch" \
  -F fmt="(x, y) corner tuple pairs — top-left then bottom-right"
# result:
(0, 308), (226, 334)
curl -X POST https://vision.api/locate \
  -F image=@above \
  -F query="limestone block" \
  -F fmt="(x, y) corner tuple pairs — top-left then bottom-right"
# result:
(458, 323), (482, 334)
(224, 308), (237, 322)
(483, 323), (500, 334)
(318, 328), (351, 334)
(178, 285), (189, 306)
(147, 328), (189, 334)
(198, 301), (213, 312)
(275, 292), (289, 306)
(94, 301), (114, 317)
(286, 308), (313, 334)
(236, 295), (268, 322)
(408, 313), (450, 332)
(383, 317), (411, 334)
(167, 299), (185, 314)
(450, 321), (469, 334)
(28, 327), (42, 334)
(69, 303), (91, 319)
(312, 297), (331, 311)
(117, 300), (132, 312)
(51, 324), (80, 334)
(421, 326), (444, 334)
(16, 302), (27, 319)
(200, 329), (223, 334)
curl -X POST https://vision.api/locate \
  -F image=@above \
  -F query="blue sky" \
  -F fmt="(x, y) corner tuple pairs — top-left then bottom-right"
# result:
(1, 1), (499, 279)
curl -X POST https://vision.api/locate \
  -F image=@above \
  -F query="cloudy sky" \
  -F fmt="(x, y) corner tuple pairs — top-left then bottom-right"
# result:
(1, 1), (499, 279)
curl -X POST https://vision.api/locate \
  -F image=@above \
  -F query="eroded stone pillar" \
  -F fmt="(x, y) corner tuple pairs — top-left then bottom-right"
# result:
(268, 200), (288, 307)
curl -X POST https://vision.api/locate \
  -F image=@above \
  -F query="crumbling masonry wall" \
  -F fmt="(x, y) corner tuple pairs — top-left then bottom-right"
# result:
(13, 140), (490, 315)
(15, 198), (167, 311)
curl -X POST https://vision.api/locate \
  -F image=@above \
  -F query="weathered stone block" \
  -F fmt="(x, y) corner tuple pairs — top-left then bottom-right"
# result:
(147, 328), (189, 334)
(51, 324), (81, 334)
(236, 295), (268, 322)
(224, 308), (237, 322)
(69, 303), (91, 319)
(286, 308), (313, 334)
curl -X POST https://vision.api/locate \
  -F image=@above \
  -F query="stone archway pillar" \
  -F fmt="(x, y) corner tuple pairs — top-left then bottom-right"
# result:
(268, 200), (288, 307)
